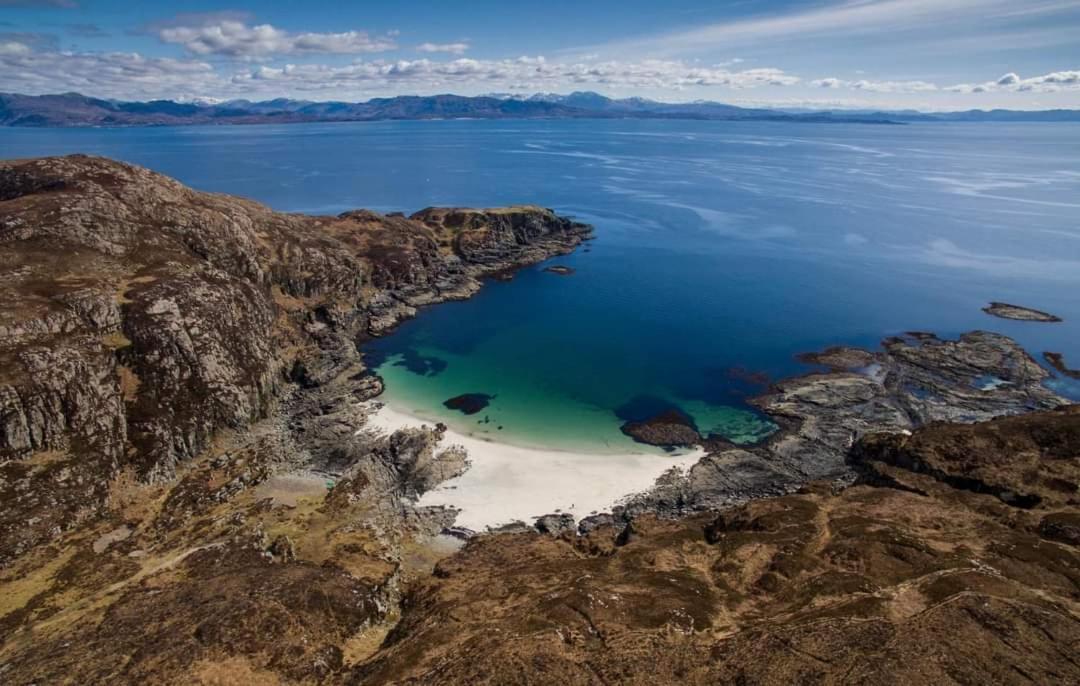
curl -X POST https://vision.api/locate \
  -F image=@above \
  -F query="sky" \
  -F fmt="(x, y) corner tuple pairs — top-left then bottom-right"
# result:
(0, 0), (1078, 110)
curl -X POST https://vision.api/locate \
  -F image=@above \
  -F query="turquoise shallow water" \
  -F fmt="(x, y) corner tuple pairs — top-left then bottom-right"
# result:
(4, 119), (1079, 450)
(372, 342), (775, 453)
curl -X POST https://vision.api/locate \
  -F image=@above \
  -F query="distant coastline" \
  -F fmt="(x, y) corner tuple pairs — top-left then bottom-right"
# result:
(3, 90), (1080, 128)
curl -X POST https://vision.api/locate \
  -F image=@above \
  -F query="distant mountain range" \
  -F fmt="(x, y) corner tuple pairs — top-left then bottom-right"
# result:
(2, 91), (1078, 128)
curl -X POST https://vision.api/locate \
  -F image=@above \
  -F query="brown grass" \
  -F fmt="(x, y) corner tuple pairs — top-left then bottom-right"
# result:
(102, 330), (132, 350)
(116, 364), (141, 401)
(187, 656), (284, 686)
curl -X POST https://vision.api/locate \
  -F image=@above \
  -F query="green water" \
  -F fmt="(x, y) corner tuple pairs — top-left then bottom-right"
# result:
(372, 335), (777, 453)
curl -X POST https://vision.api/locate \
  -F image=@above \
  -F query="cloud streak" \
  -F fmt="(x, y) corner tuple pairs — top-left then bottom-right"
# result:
(578, 0), (1080, 57)
(0, 48), (218, 99)
(416, 42), (470, 55)
(811, 70), (1080, 95)
(812, 77), (939, 93)
(949, 70), (1080, 93)
(159, 20), (397, 58)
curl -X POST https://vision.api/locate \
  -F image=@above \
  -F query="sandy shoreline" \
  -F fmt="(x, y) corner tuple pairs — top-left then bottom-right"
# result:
(362, 402), (705, 532)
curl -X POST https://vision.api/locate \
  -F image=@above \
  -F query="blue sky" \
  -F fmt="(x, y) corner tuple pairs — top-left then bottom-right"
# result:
(1, 0), (1078, 109)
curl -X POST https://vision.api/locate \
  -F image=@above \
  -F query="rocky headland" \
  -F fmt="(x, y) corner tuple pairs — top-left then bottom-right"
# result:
(1045, 352), (1080, 380)
(0, 155), (1076, 685)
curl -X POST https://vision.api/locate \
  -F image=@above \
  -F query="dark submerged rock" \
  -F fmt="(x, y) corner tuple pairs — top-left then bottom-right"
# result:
(443, 393), (495, 415)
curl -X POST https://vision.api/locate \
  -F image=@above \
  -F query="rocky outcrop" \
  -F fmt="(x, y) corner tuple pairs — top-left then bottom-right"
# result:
(620, 408), (702, 447)
(620, 331), (1068, 517)
(0, 154), (590, 566)
(534, 513), (577, 536)
(851, 405), (1080, 509)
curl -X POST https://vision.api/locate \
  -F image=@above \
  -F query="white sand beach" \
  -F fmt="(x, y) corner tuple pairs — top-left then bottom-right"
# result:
(362, 403), (705, 532)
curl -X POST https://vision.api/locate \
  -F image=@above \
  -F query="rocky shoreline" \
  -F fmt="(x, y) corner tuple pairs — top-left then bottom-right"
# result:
(565, 329), (1069, 530)
(0, 155), (1076, 685)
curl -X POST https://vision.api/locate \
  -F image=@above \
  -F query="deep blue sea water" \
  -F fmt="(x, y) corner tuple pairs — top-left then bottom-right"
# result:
(4, 119), (1079, 450)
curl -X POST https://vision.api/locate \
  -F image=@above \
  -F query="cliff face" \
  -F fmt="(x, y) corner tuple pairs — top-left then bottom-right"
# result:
(0, 154), (591, 565)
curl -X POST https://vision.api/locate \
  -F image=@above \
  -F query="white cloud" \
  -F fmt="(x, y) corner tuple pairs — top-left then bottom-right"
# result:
(417, 42), (470, 55)
(0, 44), (799, 100)
(1, 37), (1077, 109)
(809, 70), (1080, 96)
(0, 41), (32, 56)
(234, 57), (800, 92)
(159, 20), (397, 58)
(0, 48), (221, 100)
(812, 77), (939, 93)
(949, 70), (1080, 94)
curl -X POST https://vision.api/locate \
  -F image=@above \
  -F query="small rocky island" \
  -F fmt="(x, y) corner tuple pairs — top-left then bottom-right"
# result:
(620, 407), (702, 448)
(983, 301), (1063, 322)
(0, 156), (1076, 685)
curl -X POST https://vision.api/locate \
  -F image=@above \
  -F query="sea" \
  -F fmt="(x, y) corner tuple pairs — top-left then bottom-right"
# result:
(4, 118), (1079, 452)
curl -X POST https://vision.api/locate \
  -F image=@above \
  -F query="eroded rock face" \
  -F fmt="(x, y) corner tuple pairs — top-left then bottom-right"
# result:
(852, 405), (1080, 509)
(0, 154), (590, 566)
